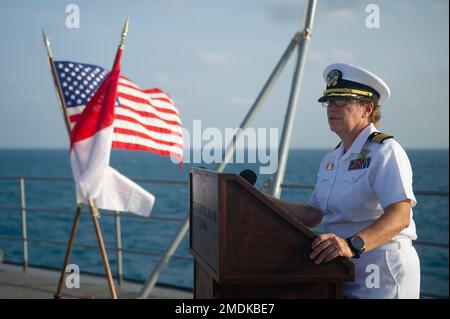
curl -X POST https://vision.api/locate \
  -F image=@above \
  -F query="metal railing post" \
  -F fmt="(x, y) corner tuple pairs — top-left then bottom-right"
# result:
(19, 177), (28, 271)
(139, 213), (189, 298)
(115, 211), (123, 286)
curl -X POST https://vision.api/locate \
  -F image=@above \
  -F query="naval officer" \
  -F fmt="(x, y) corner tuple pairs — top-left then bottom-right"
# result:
(273, 63), (420, 298)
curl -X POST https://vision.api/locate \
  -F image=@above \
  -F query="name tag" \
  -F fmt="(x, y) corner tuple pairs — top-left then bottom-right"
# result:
(348, 157), (371, 170)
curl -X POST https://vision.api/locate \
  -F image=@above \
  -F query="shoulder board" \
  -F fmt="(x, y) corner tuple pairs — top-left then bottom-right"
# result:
(368, 132), (394, 144)
(334, 141), (342, 149)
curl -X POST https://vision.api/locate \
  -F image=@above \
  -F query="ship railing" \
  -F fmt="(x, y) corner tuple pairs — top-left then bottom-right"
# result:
(0, 176), (448, 299)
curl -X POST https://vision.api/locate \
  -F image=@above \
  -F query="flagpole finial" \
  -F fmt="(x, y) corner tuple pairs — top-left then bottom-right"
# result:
(119, 18), (129, 49)
(42, 28), (53, 58)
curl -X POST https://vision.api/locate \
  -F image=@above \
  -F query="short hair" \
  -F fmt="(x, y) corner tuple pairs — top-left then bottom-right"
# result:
(361, 98), (381, 128)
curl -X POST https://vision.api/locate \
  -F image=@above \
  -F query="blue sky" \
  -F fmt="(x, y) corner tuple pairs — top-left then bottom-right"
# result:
(0, 0), (448, 149)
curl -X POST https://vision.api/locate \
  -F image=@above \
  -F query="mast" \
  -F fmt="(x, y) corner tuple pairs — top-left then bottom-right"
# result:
(269, 0), (317, 198)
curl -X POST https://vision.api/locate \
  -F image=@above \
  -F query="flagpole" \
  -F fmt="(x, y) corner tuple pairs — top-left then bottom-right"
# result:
(42, 30), (87, 299)
(119, 17), (129, 50)
(43, 19), (130, 299)
(84, 18), (130, 299)
(82, 17), (130, 299)
(54, 203), (82, 298)
(81, 18), (131, 299)
(42, 31), (87, 175)
(42, 30), (72, 134)
(88, 200), (118, 299)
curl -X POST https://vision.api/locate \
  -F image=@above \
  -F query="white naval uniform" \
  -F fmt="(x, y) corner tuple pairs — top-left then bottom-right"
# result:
(309, 124), (421, 299)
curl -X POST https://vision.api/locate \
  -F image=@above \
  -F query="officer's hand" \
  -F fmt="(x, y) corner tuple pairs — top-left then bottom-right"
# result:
(310, 233), (354, 264)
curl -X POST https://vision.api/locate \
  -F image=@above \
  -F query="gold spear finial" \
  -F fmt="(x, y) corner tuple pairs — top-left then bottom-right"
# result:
(42, 28), (53, 58)
(119, 18), (129, 49)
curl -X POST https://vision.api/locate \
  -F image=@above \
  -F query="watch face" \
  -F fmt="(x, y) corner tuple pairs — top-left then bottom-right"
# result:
(351, 236), (365, 251)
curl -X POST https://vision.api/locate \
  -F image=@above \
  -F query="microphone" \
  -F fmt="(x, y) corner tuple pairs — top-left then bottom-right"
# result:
(239, 169), (257, 186)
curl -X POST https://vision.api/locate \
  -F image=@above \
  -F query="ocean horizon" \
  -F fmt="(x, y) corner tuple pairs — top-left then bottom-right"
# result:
(0, 149), (448, 298)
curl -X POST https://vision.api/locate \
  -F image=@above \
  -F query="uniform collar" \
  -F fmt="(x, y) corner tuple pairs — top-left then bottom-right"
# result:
(337, 124), (378, 161)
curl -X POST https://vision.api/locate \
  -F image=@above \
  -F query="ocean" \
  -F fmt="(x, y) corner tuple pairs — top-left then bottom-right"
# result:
(0, 149), (448, 298)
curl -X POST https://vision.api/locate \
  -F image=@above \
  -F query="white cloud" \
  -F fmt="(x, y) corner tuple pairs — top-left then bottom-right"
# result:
(322, 8), (356, 20)
(32, 95), (43, 103)
(330, 49), (355, 62)
(308, 51), (327, 65)
(429, 0), (449, 12)
(397, 2), (413, 13)
(264, 0), (303, 25)
(230, 96), (254, 108)
(425, 63), (449, 80)
(197, 51), (229, 66)
(308, 49), (355, 66)
(264, 0), (359, 25)
(152, 73), (179, 89)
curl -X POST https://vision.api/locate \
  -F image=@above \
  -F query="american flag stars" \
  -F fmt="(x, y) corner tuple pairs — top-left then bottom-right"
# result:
(56, 61), (108, 107)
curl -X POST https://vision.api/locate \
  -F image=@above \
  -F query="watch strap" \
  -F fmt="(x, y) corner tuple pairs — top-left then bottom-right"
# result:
(346, 236), (362, 259)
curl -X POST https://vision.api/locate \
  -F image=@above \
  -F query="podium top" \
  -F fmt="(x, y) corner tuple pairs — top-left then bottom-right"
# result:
(189, 168), (354, 284)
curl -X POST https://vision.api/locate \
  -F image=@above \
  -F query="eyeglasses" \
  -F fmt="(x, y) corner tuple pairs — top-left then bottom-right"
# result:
(321, 97), (362, 108)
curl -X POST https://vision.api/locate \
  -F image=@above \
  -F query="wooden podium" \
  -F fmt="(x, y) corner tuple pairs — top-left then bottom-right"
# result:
(189, 168), (354, 299)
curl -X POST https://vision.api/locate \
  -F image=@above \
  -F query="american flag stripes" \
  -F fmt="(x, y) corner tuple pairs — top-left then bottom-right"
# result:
(55, 61), (183, 162)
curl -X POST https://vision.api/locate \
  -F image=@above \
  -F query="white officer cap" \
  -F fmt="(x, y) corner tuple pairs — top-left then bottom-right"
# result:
(318, 63), (391, 104)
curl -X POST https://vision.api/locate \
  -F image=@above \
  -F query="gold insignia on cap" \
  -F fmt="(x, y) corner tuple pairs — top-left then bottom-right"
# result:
(326, 69), (342, 87)
(323, 88), (373, 97)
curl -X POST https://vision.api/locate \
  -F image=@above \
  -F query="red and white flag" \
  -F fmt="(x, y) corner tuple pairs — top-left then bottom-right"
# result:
(69, 48), (155, 217)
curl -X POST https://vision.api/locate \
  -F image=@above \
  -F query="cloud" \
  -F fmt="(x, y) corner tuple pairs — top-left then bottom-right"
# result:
(152, 73), (179, 88)
(428, 0), (449, 12)
(330, 49), (355, 62)
(319, 0), (368, 22)
(322, 8), (356, 20)
(319, 0), (363, 11)
(425, 63), (449, 80)
(264, 0), (304, 25)
(230, 96), (254, 108)
(396, 1), (413, 13)
(197, 51), (229, 66)
(308, 49), (355, 66)
(309, 51), (327, 65)
(264, 0), (361, 25)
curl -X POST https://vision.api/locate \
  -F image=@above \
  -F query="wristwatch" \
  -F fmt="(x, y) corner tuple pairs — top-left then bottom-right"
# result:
(346, 235), (366, 258)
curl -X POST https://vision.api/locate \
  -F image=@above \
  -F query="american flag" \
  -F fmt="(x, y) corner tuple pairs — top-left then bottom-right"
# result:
(55, 61), (183, 162)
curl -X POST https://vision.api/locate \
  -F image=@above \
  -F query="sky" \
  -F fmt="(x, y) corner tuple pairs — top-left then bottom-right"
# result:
(0, 0), (448, 149)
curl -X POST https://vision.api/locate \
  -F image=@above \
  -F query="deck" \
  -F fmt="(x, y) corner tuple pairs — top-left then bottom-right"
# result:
(0, 263), (193, 299)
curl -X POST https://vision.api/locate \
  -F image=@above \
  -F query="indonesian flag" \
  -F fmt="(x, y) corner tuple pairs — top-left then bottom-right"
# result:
(69, 48), (155, 217)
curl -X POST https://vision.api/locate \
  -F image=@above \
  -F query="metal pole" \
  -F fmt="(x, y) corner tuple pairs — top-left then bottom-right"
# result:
(88, 200), (118, 299)
(43, 31), (90, 299)
(270, 0), (317, 198)
(115, 211), (123, 286)
(19, 178), (28, 271)
(42, 30), (71, 134)
(54, 203), (82, 298)
(216, 38), (298, 172)
(139, 213), (189, 298)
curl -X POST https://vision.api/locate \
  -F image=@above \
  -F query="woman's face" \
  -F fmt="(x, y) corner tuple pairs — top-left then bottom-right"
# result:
(326, 98), (369, 135)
